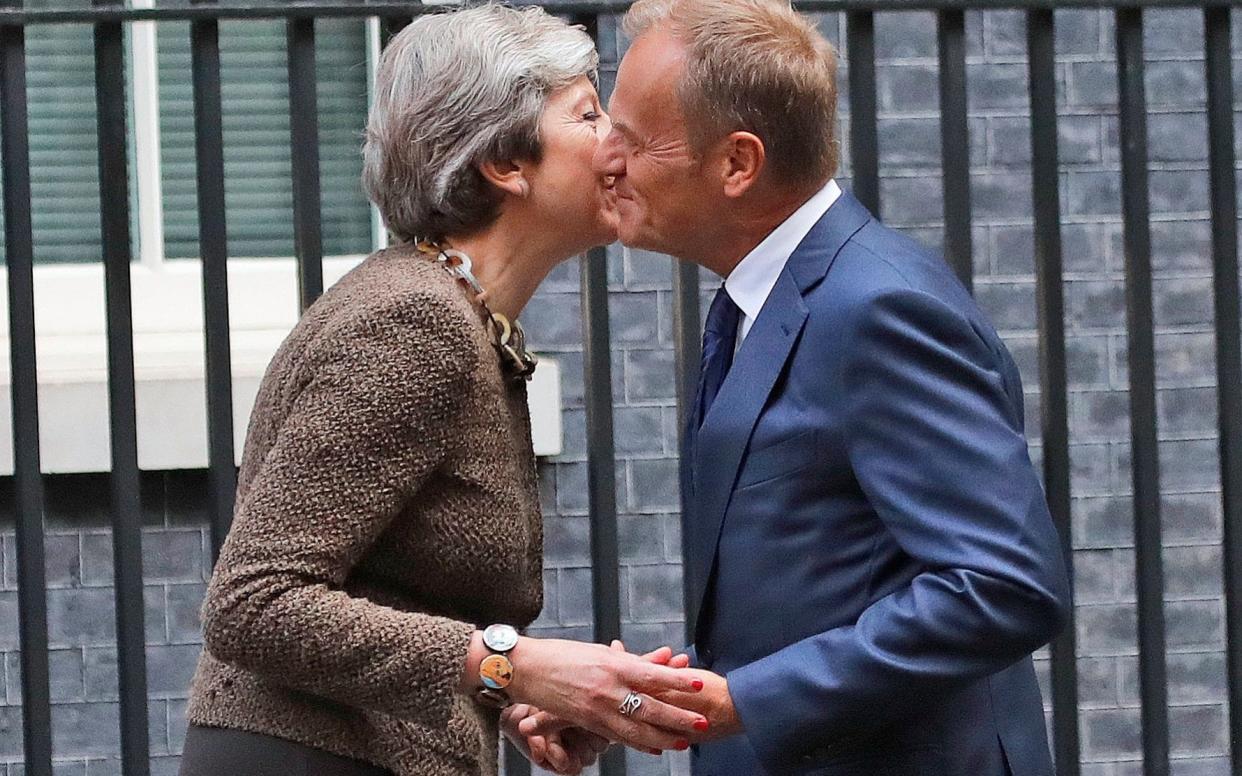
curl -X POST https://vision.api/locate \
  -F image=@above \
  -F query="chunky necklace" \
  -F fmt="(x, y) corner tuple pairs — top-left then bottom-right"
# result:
(415, 240), (538, 382)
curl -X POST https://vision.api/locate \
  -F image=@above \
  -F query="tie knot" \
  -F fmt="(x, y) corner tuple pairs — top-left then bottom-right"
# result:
(705, 286), (741, 337)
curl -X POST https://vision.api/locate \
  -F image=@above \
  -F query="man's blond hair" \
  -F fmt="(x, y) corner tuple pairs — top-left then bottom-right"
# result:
(624, 0), (839, 189)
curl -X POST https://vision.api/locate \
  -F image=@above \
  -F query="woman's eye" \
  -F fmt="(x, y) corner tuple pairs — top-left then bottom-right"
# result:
(582, 111), (601, 122)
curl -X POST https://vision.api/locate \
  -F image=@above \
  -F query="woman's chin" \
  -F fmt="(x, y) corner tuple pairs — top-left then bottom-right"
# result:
(548, 193), (619, 252)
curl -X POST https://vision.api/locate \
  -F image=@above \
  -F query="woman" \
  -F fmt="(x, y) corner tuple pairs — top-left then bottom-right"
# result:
(178, 6), (708, 776)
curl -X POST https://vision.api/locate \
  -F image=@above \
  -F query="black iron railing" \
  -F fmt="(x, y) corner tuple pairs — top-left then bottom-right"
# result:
(1, 2), (1240, 776)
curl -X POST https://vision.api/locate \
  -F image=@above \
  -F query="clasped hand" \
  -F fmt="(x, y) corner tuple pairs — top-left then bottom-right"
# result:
(499, 641), (741, 775)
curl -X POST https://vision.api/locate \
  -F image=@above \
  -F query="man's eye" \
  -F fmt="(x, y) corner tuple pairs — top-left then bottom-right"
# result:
(583, 111), (601, 121)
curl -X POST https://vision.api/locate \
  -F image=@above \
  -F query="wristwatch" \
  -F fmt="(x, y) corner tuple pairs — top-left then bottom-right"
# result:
(475, 623), (519, 708)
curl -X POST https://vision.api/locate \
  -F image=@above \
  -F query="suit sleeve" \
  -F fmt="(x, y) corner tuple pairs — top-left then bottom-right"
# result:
(726, 287), (1070, 770)
(200, 297), (479, 727)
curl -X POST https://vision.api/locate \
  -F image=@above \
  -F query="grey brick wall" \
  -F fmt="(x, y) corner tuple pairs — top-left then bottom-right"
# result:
(1, 472), (209, 776)
(2, 7), (1239, 776)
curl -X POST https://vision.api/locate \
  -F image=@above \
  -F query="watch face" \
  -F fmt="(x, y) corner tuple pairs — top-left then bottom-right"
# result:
(483, 623), (519, 653)
(480, 654), (514, 690)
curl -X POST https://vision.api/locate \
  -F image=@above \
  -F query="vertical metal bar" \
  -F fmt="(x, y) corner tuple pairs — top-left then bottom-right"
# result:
(846, 10), (880, 217)
(191, 3), (237, 562)
(570, 11), (625, 772)
(1205, 8), (1242, 771)
(581, 244), (625, 776)
(938, 8), (973, 292)
(673, 260), (701, 643)
(287, 15), (324, 310)
(1115, 9), (1168, 776)
(379, 14), (410, 47)
(94, 7), (151, 775)
(1027, 9), (1080, 776)
(0, 14), (53, 776)
(503, 739), (531, 776)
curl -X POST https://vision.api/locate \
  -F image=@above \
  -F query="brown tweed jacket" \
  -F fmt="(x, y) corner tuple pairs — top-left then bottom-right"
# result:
(186, 244), (545, 776)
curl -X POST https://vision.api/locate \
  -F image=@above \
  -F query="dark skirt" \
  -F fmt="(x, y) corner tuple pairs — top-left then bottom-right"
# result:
(179, 725), (394, 776)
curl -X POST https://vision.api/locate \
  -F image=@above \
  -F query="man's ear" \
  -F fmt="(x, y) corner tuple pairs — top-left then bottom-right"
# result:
(478, 158), (531, 199)
(718, 131), (765, 198)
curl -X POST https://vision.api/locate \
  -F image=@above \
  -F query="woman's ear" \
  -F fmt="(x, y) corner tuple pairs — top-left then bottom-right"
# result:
(719, 131), (765, 199)
(479, 158), (531, 199)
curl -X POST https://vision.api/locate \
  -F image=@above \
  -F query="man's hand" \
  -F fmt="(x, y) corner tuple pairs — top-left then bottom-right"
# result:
(651, 667), (743, 742)
(623, 641), (692, 670)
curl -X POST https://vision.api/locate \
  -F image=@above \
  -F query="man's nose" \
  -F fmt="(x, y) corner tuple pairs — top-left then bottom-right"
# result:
(593, 131), (624, 178)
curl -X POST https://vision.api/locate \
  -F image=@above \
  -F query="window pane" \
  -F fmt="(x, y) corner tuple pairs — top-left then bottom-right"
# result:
(158, 18), (372, 260)
(0, 0), (145, 265)
(0, 18), (104, 265)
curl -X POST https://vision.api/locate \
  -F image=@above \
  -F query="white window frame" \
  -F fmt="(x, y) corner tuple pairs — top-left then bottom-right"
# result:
(0, 14), (561, 475)
(132, 0), (165, 269)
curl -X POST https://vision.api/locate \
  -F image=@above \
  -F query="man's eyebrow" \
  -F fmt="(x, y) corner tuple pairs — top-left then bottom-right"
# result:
(611, 119), (639, 141)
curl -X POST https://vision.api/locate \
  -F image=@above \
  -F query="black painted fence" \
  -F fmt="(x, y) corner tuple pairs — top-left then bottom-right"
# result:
(1, 2), (1239, 776)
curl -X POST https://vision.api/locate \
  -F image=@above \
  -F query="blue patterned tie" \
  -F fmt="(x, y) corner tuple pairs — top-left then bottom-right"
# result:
(694, 285), (741, 429)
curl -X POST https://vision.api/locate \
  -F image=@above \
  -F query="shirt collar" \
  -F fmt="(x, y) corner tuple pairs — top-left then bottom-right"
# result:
(724, 178), (842, 321)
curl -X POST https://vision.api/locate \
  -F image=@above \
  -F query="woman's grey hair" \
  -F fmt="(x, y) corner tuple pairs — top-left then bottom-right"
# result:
(362, 4), (598, 242)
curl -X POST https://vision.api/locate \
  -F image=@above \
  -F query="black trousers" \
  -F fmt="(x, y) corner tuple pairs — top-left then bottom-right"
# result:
(179, 725), (394, 776)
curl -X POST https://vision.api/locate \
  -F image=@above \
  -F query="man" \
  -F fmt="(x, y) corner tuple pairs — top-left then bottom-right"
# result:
(596, 1), (1070, 774)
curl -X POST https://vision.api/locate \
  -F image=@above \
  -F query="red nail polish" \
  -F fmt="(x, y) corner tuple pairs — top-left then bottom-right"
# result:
(691, 680), (704, 691)
(675, 739), (690, 751)
(647, 748), (662, 756)
(693, 719), (709, 732)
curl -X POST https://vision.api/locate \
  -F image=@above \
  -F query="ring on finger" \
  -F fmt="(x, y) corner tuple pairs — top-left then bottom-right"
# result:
(619, 690), (643, 717)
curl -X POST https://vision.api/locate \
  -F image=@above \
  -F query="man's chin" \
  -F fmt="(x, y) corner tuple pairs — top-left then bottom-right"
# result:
(611, 201), (679, 253)
(615, 225), (666, 254)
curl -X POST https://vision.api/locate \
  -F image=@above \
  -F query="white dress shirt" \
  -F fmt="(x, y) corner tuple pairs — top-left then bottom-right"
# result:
(725, 178), (842, 347)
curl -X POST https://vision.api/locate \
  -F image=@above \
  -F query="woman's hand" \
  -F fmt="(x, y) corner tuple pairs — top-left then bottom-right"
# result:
(516, 643), (707, 752)
(501, 703), (607, 774)
(647, 667), (742, 741)
(503, 637), (707, 753)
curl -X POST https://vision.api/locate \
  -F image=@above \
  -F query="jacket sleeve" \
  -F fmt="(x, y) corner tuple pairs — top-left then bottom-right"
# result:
(726, 287), (1071, 771)
(201, 296), (479, 727)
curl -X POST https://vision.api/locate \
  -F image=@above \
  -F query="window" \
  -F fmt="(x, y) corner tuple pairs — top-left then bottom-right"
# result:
(0, 13), (385, 473)
(156, 18), (373, 260)
(0, 9), (375, 264)
(7, 14), (107, 264)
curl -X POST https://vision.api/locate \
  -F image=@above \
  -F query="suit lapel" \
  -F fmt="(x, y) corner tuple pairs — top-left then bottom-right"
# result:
(686, 190), (874, 634)
(688, 269), (808, 621)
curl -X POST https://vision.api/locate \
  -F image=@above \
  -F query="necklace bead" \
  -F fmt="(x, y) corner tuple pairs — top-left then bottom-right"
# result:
(415, 240), (538, 381)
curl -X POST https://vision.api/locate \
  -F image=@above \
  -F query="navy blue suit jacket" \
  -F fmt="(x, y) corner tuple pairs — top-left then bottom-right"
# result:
(682, 192), (1071, 776)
